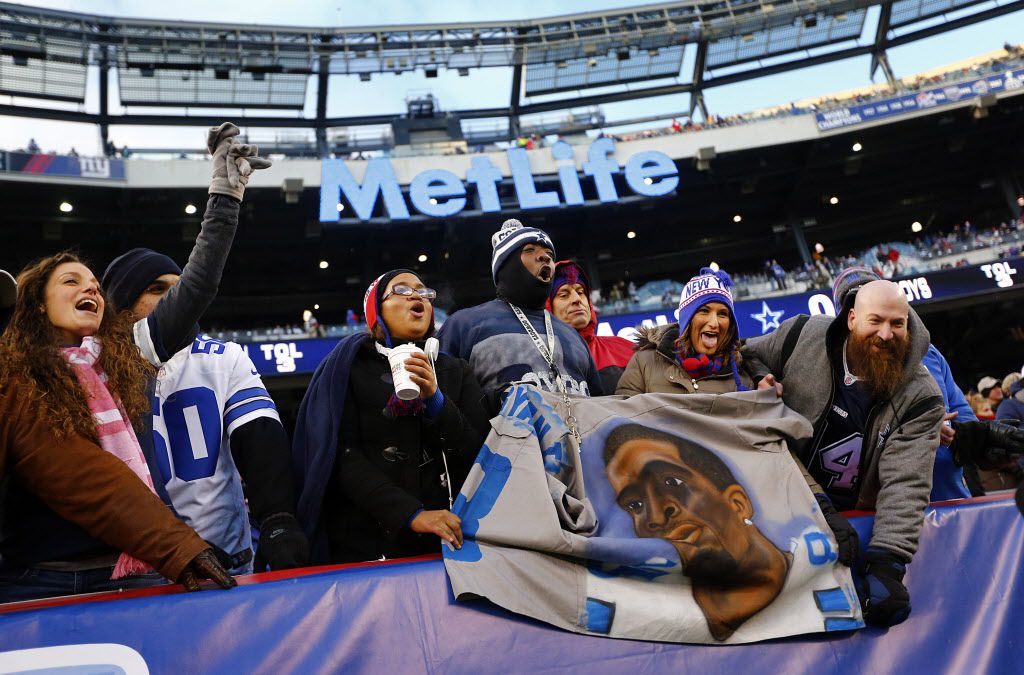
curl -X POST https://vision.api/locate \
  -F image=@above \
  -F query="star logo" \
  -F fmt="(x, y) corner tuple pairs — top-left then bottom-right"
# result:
(751, 301), (785, 333)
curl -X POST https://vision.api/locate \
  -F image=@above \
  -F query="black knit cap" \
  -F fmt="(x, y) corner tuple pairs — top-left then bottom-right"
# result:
(102, 248), (183, 312)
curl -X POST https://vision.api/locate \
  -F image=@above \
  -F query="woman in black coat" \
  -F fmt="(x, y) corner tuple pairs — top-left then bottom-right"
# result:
(314, 269), (490, 563)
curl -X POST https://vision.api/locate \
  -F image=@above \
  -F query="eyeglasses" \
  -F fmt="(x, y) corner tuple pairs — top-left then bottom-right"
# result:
(382, 285), (437, 301)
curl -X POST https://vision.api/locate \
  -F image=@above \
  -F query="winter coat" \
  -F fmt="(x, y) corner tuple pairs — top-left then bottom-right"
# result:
(323, 339), (490, 563)
(616, 324), (753, 396)
(742, 311), (944, 562)
(0, 376), (207, 580)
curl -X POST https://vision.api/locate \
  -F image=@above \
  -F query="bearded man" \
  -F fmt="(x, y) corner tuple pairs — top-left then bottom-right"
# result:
(438, 219), (604, 406)
(742, 278), (944, 628)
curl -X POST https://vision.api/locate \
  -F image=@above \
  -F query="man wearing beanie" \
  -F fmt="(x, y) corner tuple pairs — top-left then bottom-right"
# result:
(547, 260), (634, 393)
(742, 268), (946, 628)
(101, 123), (308, 574)
(437, 219), (604, 406)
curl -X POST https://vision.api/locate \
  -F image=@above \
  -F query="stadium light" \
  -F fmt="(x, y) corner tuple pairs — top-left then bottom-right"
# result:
(626, 231), (637, 239)
(643, 177), (653, 185)
(709, 262), (720, 272)
(314, 304), (320, 310)
(733, 214), (742, 223)
(911, 221), (923, 233)
(184, 204), (197, 215)
(851, 142), (863, 152)
(829, 196), (839, 205)
(336, 203), (345, 212)
(319, 260), (329, 269)
(418, 254), (428, 263)
(429, 198), (438, 205)
(59, 201), (73, 213)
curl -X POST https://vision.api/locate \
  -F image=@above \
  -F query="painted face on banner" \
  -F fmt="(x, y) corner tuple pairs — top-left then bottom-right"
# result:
(604, 435), (756, 582)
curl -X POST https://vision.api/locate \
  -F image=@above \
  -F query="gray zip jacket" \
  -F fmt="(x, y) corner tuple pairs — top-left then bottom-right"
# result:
(741, 311), (944, 562)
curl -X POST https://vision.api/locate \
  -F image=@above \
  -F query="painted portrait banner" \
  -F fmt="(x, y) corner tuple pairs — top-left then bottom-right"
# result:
(443, 385), (865, 644)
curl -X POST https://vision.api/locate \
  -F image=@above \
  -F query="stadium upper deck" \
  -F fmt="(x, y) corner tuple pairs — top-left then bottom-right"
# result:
(1, 1), (1022, 335)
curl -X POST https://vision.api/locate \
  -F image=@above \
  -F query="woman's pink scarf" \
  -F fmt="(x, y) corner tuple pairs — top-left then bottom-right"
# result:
(62, 336), (155, 580)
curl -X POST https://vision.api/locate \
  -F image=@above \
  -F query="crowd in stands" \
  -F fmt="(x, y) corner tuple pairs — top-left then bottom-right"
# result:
(211, 217), (1023, 343)
(1, 123), (1022, 641)
(594, 217), (1024, 315)
(605, 44), (1024, 143)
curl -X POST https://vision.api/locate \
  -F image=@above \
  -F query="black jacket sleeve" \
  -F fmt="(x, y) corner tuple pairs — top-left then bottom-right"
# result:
(229, 417), (297, 525)
(334, 395), (423, 541)
(422, 358), (490, 466)
(144, 195), (240, 362)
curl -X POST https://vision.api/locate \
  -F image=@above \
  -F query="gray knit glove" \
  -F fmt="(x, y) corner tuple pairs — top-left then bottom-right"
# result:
(207, 122), (272, 201)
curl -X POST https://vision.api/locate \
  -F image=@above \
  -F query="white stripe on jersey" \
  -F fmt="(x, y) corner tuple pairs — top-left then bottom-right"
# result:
(133, 316), (162, 366)
(93, 409), (123, 425)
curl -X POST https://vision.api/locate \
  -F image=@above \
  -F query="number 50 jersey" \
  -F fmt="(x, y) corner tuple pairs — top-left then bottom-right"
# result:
(150, 335), (280, 570)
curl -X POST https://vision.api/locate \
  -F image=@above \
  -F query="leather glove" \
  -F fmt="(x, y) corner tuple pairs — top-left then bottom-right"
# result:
(950, 420), (1024, 470)
(207, 122), (272, 201)
(815, 493), (859, 567)
(857, 547), (911, 627)
(177, 548), (237, 592)
(254, 512), (309, 571)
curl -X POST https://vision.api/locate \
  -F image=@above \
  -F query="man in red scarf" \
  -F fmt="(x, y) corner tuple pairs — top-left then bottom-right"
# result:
(547, 261), (635, 393)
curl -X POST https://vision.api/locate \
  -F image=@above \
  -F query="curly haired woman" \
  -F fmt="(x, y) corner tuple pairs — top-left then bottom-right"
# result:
(0, 253), (234, 603)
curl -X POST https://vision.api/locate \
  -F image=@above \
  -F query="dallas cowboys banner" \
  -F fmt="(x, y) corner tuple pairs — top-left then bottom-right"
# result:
(443, 385), (864, 644)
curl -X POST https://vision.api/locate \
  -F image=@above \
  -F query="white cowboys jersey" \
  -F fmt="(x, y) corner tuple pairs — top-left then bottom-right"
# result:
(141, 329), (280, 573)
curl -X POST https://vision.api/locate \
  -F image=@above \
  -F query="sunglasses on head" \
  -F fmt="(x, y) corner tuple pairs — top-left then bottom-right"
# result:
(382, 285), (436, 301)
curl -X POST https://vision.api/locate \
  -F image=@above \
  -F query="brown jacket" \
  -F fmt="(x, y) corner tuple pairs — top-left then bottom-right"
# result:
(0, 376), (207, 581)
(616, 324), (754, 396)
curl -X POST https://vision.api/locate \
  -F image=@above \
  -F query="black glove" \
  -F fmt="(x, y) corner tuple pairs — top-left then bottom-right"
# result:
(815, 493), (859, 567)
(177, 548), (237, 592)
(950, 420), (1024, 469)
(857, 547), (911, 627)
(254, 513), (309, 571)
(1016, 481), (1024, 518)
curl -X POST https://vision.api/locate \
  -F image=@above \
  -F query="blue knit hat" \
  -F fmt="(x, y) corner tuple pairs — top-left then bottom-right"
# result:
(676, 267), (737, 338)
(102, 248), (182, 312)
(490, 218), (555, 284)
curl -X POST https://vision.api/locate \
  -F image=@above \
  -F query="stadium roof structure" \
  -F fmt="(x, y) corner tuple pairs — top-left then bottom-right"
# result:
(1, 0), (1021, 152)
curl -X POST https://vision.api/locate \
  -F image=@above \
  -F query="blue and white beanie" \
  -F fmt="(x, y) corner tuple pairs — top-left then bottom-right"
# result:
(490, 218), (555, 283)
(676, 267), (736, 336)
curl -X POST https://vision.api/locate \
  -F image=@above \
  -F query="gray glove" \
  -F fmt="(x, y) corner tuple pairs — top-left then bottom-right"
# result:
(207, 122), (273, 201)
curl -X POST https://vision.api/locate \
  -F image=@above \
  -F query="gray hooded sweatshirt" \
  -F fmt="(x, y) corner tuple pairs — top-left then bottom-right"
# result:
(741, 310), (944, 562)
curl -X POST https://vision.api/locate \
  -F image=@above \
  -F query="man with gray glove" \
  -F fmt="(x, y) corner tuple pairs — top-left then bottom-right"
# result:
(102, 123), (303, 576)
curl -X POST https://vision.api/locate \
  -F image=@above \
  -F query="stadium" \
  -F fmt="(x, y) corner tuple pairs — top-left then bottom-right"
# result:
(1, 0), (1023, 671)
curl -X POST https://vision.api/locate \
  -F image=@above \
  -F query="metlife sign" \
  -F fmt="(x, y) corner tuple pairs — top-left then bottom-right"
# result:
(815, 66), (1024, 131)
(319, 137), (679, 222)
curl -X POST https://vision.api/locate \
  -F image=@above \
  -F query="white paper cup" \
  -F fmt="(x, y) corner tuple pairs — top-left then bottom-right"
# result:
(388, 343), (423, 400)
